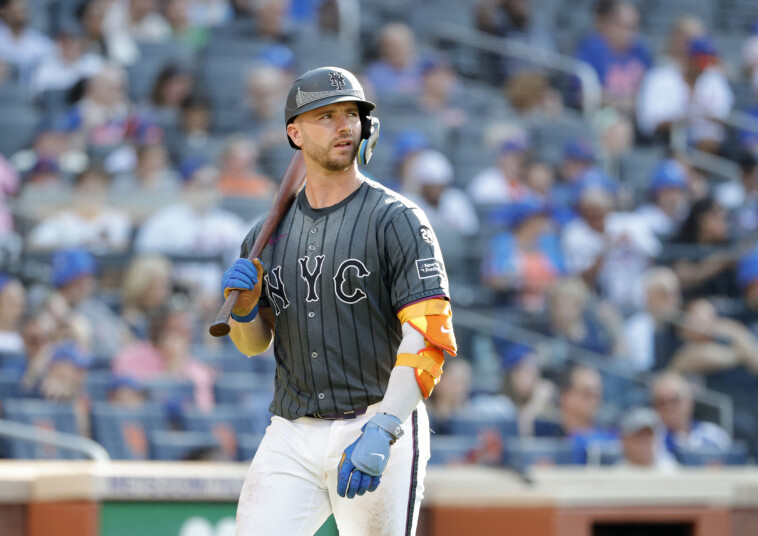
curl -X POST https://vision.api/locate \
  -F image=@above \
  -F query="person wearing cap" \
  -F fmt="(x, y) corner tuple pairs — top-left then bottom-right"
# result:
(401, 149), (479, 236)
(651, 373), (731, 461)
(28, 19), (104, 98)
(468, 135), (531, 204)
(0, 273), (25, 356)
(551, 139), (600, 209)
(636, 33), (733, 150)
(107, 374), (148, 407)
(636, 158), (690, 239)
(483, 198), (564, 312)
(617, 407), (678, 470)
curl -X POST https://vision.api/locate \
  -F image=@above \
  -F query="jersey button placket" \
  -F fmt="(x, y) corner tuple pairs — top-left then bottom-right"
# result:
(318, 393), (325, 400)
(311, 352), (318, 358)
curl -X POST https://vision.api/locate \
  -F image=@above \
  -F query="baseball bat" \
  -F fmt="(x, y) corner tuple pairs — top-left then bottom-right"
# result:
(209, 151), (306, 337)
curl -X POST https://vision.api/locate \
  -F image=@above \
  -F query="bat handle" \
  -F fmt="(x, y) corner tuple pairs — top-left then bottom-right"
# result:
(209, 289), (240, 337)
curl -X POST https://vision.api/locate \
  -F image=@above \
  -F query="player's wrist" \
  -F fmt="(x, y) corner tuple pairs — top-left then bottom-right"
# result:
(366, 413), (404, 444)
(232, 304), (259, 323)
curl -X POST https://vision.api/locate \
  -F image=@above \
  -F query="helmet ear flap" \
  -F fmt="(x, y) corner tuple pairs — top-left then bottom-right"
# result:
(358, 116), (380, 165)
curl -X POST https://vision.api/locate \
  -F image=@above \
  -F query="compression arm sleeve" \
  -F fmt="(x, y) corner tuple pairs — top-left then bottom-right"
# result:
(378, 322), (424, 422)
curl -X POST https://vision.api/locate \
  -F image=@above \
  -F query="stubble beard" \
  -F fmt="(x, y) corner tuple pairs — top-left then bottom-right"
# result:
(302, 132), (359, 172)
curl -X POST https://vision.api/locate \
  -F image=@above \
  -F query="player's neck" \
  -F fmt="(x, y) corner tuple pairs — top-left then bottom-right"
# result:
(303, 164), (363, 209)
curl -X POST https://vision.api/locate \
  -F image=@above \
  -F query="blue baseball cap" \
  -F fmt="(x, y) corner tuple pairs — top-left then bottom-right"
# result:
(179, 155), (210, 181)
(107, 374), (144, 393)
(563, 140), (595, 162)
(649, 159), (687, 193)
(499, 137), (530, 155)
(501, 343), (536, 370)
(51, 248), (96, 288)
(505, 199), (549, 228)
(50, 340), (91, 369)
(738, 248), (758, 290)
(258, 44), (295, 70)
(0, 272), (12, 292)
(393, 130), (430, 162)
(688, 36), (718, 57)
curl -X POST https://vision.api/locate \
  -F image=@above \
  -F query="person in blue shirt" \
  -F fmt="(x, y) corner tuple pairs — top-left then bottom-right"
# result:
(575, 0), (652, 116)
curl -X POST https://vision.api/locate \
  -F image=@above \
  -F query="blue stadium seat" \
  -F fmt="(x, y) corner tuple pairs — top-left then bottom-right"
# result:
(0, 105), (40, 157)
(237, 433), (266, 461)
(429, 435), (480, 466)
(181, 405), (259, 461)
(503, 437), (576, 472)
(90, 403), (168, 460)
(677, 442), (750, 467)
(84, 372), (115, 402)
(1, 399), (82, 459)
(142, 378), (195, 409)
(150, 430), (221, 461)
(446, 413), (519, 440)
(214, 373), (273, 405)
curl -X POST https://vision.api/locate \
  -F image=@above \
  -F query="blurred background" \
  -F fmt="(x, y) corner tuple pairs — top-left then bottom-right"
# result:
(2, 0), (758, 484)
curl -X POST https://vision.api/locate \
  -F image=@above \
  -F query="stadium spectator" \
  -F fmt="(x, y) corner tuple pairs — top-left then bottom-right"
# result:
(483, 199), (564, 312)
(365, 23), (424, 98)
(505, 71), (564, 120)
(29, 21), (104, 99)
(162, 0), (209, 49)
(562, 186), (660, 312)
(624, 267), (682, 372)
(543, 277), (625, 357)
(544, 363), (618, 464)
(111, 143), (181, 195)
(575, 0), (652, 116)
(651, 372), (732, 460)
(251, 0), (293, 43)
(392, 129), (431, 193)
(468, 137), (531, 204)
(46, 248), (132, 360)
(216, 136), (275, 199)
(401, 149), (479, 236)
(104, 0), (172, 43)
(0, 0), (54, 85)
(106, 374), (148, 407)
(635, 158), (690, 239)
(0, 154), (19, 233)
(143, 63), (196, 130)
(27, 165), (132, 253)
(715, 150), (758, 240)
(476, 0), (556, 83)
(499, 343), (558, 436)
(185, 0), (231, 28)
(551, 139), (598, 208)
(0, 273), (25, 356)
(637, 35), (733, 152)
(76, 0), (139, 66)
(667, 196), (741, 301)
(410, 55), (467, 146)
(168, 93), (220, 163)
(616, 407), (678, 470)
(120, 254), (173, 340)
(112, 305), (215, 410)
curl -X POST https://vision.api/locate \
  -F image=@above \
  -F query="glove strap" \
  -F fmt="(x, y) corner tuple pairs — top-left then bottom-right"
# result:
(232, 304), (258, 323)
(368, 413), (404, 444)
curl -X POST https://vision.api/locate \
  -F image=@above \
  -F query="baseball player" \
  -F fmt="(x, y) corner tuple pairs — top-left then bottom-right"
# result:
(223, 66), (457, 535)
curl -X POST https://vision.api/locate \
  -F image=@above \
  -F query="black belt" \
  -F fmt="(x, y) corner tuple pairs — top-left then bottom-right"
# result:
(306, 407), (368, 420)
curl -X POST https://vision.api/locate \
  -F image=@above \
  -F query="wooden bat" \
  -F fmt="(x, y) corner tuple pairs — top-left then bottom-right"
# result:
(209, 152), (306, 337)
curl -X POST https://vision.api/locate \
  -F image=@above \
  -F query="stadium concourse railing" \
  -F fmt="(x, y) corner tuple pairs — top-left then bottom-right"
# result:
(0, 418), (111, 462)
(453, 307), (735, 438)
(431, 23), (603, 119)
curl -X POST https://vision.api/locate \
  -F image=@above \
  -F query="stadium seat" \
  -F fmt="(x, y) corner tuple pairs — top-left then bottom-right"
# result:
(150, 430), (222, 461)
(142, 378), (196, 409)
(213, 373), (273, 405)
(90, 403), (168, 460)
(677, 442), (751, 467)
(429, 434), (480, 466)
(0, 105), (40, 157)
(503, 437), (576, 472)
(181, 405), (259, 461)
(84, 371), (116, 402)
(446, 413), (519, 441)
(127, 40), (195, 102)
(1, 399), (82, 459)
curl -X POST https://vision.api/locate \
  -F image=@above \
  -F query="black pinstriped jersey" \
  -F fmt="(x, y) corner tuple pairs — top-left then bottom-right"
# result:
(240, 178), (450, 420)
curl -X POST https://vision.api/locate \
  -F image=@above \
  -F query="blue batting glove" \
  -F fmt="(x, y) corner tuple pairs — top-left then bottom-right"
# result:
(337, 413), (404, 499)
(221, 258), (264, 323)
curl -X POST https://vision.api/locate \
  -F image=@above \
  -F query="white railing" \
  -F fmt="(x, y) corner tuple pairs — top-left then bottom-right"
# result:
(0, 418), (111, 462)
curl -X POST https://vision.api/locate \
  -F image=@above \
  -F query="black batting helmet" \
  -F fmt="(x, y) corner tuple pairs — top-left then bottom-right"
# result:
(284, 66), (376, 149)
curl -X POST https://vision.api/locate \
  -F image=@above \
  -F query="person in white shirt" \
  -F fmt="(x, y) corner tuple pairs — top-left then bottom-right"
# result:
(401, 149), (479, 236)
(0, 0), (54, 85)
(104, 0), (172, 43)
(624, 267), (682, 372)
(29, 22), (104, 98)
(635, 158), (690, 240)
(636, 35), (733, 152)
(467, 137), (531, 204)
(651, 372), (732, 458)
(27, 165), (132, 253)
(561, 186), (661, 313)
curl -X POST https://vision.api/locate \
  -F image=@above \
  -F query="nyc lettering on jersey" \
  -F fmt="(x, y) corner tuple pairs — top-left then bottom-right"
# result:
(264, 255), (374, 314)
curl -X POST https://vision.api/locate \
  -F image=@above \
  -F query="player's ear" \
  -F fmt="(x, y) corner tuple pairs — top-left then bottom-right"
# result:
(287, 122), (303, 149)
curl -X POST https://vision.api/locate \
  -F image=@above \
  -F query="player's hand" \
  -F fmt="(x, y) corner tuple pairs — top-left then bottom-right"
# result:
(337, 414), (403, 499)
(222, 258), (264, 323)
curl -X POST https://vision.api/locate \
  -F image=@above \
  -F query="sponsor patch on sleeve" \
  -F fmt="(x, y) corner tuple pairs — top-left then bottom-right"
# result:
(416, 258), (444, 279)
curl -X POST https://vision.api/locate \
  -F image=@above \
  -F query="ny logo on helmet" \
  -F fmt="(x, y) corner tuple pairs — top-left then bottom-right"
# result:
(329, 72), (346, 90)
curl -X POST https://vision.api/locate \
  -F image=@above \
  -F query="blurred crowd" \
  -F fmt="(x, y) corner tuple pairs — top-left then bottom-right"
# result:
(1, 0), (758, 468)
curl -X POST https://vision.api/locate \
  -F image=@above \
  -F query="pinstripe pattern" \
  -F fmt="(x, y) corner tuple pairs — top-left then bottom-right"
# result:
(240, 179), (449, 420)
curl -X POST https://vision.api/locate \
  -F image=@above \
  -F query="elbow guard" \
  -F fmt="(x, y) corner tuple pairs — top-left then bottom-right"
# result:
(396, 298), (458, 398)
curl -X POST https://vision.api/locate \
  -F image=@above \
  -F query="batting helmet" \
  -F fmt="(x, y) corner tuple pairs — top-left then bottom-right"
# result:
(284, 67), (377, 155)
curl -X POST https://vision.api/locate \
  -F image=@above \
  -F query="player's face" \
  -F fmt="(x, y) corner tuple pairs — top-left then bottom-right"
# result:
(296, 102), (362, 172)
